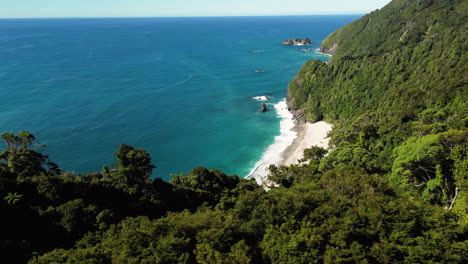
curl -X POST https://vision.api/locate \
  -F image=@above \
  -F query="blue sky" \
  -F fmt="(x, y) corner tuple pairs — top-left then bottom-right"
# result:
(1, 0), (392, 18)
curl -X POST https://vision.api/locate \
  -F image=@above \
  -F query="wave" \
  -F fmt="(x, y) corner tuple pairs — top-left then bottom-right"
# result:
(151, 74), (193, 92)
(316, 48), (332, 57)
(162, 74), (192, 89)
(252, 95), (270, 101)
(246, 100), (297, 185)
(173, 75), (192, 86)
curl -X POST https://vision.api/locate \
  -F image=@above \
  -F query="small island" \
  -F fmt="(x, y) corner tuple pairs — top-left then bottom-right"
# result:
(282, 38), (311, 46)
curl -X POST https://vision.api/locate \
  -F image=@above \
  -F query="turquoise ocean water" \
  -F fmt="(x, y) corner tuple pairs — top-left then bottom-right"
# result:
(0, 16), (359, 180)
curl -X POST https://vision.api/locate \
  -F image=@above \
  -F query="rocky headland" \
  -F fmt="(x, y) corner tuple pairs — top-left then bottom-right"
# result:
(282, 38), (311, 46)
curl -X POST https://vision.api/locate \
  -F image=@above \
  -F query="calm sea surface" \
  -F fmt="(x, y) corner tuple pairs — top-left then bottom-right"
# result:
(0, 16), (360, 179)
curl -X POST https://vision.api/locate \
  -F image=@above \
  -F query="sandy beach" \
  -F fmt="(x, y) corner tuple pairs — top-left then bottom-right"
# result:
(281, 121), (333, 166)
(246, 101), (332, 187)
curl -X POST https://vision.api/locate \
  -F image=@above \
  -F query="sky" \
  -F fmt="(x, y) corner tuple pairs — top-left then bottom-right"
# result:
(0, 0), (393, 18)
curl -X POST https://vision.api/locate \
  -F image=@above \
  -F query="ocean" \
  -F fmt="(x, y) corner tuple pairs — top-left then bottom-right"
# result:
(0, 15), (360, 180)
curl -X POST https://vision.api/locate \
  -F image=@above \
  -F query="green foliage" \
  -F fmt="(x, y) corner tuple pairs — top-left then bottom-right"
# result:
(31, 167), (467, 264)
(3, 192), (23, 205)
(33, 211), (253, 264)
(300, 146), (327, 164)
(0, 130), (465, 263)
(0, 134), (184, 263)
(170, 167), (241, 207)
(112, 144), (155, 189)
(288, 0), (467, 203)
(2, 0), (468, 263)
(0, 131), (51, 179)
(390, 130), (467, 207)
(322, 0), (467, 61)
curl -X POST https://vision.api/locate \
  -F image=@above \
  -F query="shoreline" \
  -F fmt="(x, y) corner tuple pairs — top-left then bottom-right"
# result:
(316, 48), (333, 57)
(281, 121), (332, 166)
(246, 101), (332, 186)
(246, 101), (296, 185)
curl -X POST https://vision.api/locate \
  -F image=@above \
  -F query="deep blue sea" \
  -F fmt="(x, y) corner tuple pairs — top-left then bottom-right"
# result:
(0, 16), (360, 180)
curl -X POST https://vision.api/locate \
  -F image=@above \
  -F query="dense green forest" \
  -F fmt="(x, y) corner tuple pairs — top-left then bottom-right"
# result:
(1, 0), (467, 263)
(287, 0), (467, 215)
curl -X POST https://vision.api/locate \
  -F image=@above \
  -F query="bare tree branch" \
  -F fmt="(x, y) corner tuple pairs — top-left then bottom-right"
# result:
(447, 187), (459, 211)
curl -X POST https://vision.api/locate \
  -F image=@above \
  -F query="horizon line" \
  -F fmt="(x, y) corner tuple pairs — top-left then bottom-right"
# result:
(0, 13), (366, 20)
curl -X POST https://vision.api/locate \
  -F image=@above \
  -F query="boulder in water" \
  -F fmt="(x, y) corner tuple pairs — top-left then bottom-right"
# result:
(259, 103), (267, 112)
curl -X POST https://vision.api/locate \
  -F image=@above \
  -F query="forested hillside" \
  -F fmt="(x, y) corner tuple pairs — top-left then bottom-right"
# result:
(288, 0), (467, 214)
(1, 0), (467, 263)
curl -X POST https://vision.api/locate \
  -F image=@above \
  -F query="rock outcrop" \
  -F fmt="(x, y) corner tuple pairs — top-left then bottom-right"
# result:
(320, 42), (338, 55)
(282, 38), (311, 46)
(286, 89), (321, 125)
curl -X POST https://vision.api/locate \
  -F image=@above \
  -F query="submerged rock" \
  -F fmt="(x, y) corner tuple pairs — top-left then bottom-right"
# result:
(259, 103), (267, 112)
(282, 38), (311, 46)
(253, 96), (270, 101)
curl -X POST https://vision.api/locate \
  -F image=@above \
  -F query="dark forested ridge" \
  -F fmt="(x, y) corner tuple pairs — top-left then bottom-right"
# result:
(1, 0), (467, 263)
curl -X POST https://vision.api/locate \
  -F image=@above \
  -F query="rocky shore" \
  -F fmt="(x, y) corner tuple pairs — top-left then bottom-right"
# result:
(319, 42), (338, 55)
(282, 38), (311, 46)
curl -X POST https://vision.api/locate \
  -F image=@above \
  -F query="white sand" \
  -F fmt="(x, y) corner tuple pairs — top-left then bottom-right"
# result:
(246, 101), (296, 186)
(246, 101), (332, 188)
(281, 121), (333, 166)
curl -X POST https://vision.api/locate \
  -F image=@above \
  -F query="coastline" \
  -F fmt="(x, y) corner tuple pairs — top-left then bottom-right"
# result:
(246, 102), (332, 186)
(246, 101), (296, 185)
(281, 121), (332, 166)
(313, 47), (333, 57)
(246, 48), (333, 187)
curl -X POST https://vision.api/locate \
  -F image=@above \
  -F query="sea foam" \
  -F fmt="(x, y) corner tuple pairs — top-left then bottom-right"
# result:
(246, 100), (297, 185)
(253, 95), (270, 101)
(316, 48), (332, 57)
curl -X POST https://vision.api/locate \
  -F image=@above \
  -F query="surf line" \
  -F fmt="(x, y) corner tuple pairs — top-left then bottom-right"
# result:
(246, 100), (297, 186)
